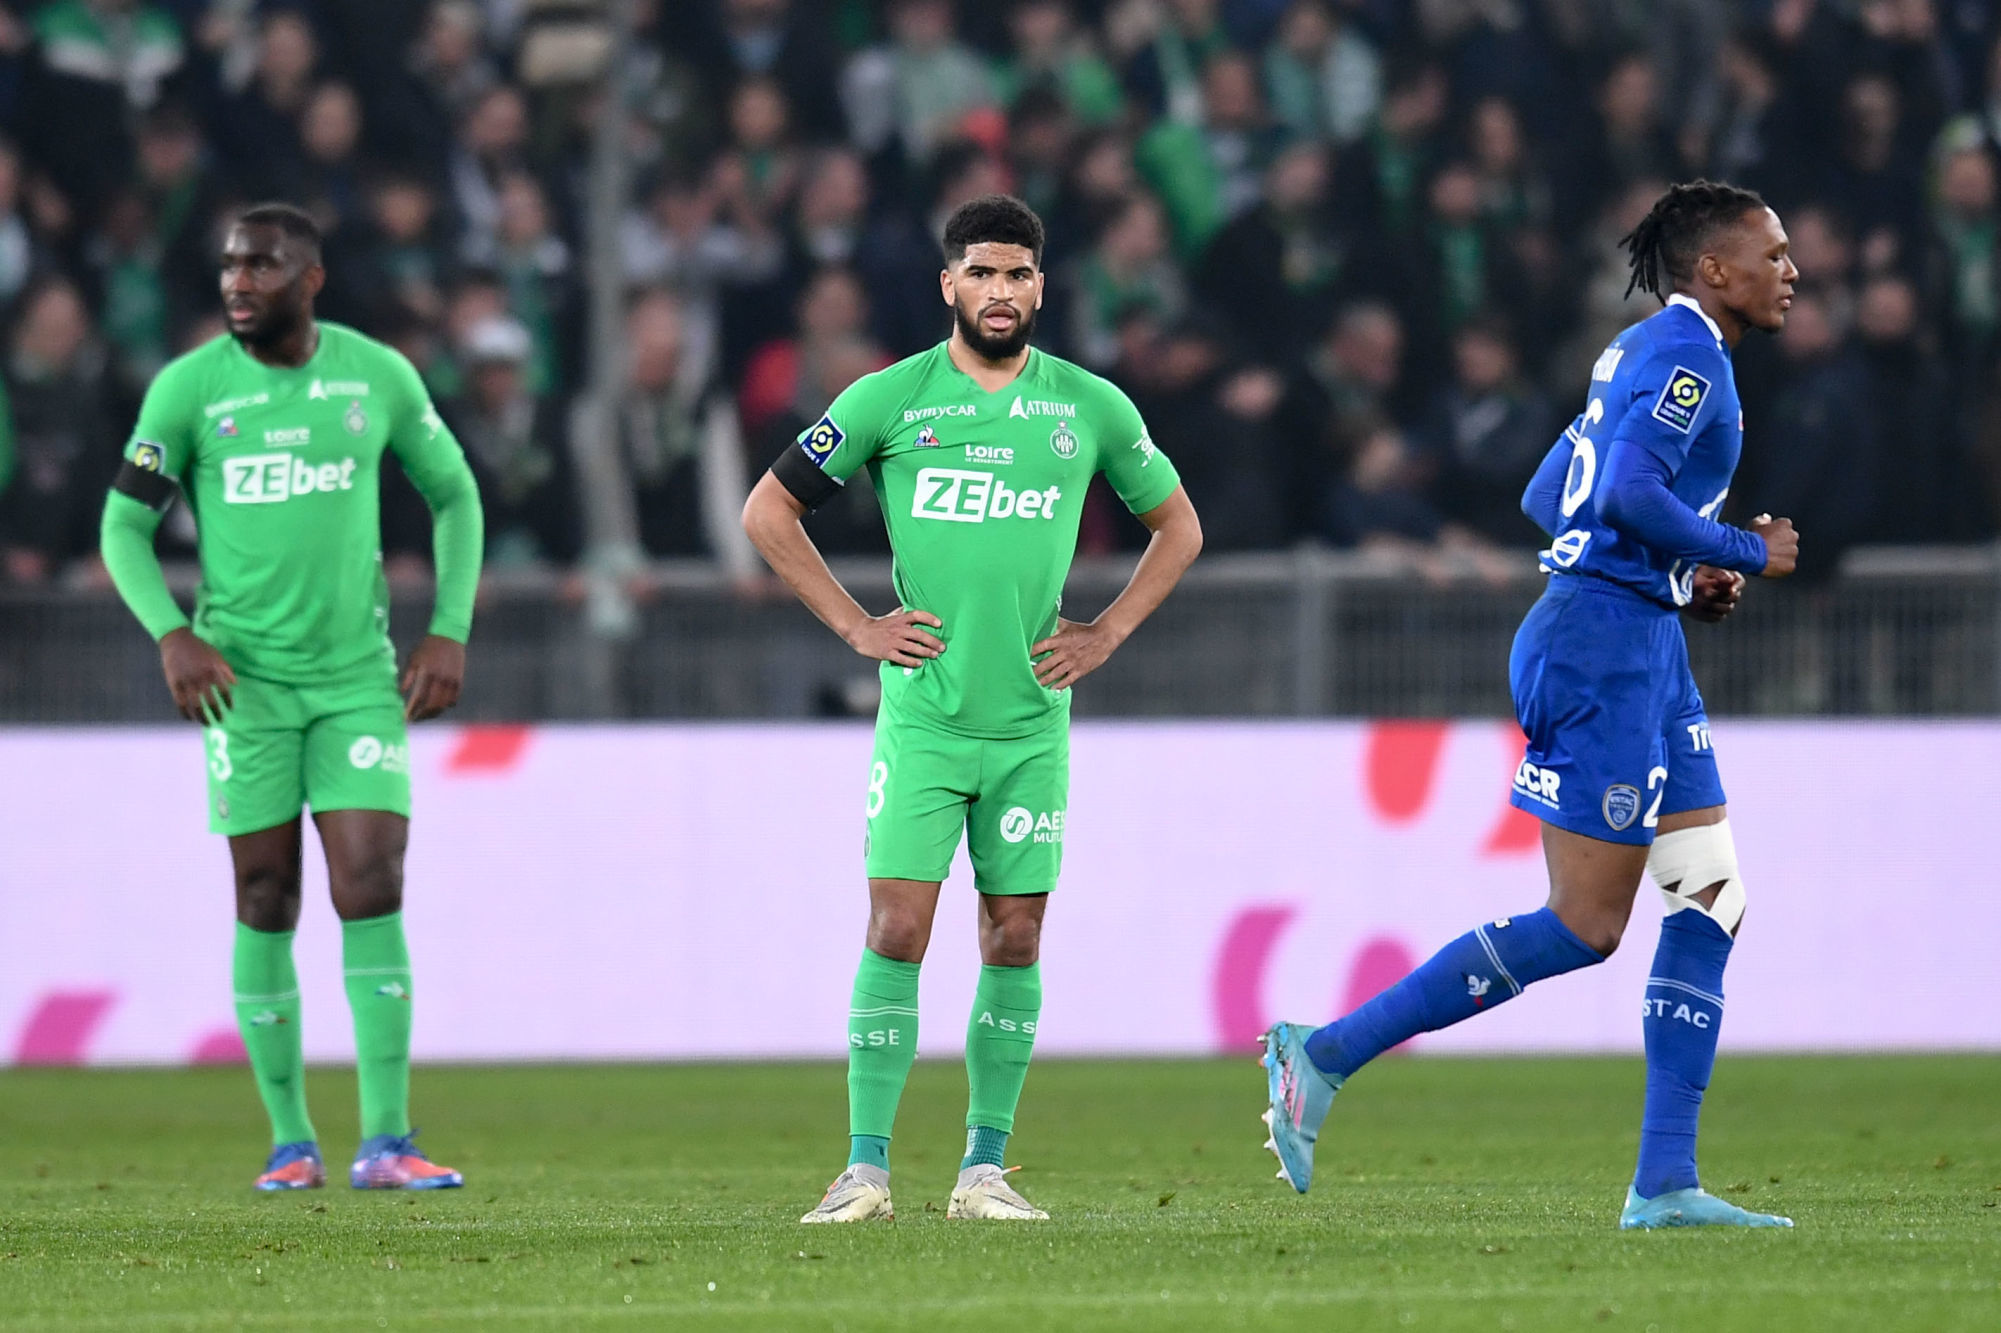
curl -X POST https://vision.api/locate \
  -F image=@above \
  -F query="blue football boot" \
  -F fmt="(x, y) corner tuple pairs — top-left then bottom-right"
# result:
(254, 1141), (324, 1191)
(1260, 1022), (1343, 1194)
(1620, 1186), (1793, 1229)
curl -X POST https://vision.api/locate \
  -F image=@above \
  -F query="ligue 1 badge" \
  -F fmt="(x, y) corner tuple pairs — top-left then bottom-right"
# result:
(1049, 422), (1078, 460)
(345, 400), (368, 435)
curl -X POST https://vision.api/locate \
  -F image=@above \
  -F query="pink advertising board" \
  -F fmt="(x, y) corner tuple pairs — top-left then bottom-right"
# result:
(2, 721), (1995, 1065)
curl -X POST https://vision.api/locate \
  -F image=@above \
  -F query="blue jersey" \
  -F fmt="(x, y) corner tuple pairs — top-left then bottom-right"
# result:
(1538, 296), (1745, 608)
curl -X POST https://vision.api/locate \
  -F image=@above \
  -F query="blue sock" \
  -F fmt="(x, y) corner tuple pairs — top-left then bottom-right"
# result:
(1304, 907), (1601, 1080)
(1634, 909), (1732, 1197)
(961, 1125), (1008, 1170)
(848, 1134), (890, 1171)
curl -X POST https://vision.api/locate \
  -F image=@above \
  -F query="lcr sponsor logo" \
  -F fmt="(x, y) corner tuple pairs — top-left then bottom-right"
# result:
(221, 454), (358, 504)
(999, 805), (1064, 844)
(1512, 759), (1561, 810)
(911, 468), (1061, 523)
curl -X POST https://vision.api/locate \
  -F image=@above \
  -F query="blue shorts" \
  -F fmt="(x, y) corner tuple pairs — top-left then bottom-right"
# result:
(1506, 576), (1726, 846)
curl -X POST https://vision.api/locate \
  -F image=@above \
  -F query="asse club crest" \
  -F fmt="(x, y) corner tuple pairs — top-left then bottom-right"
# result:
(1049, 422), (1078, 460)
(344, 400), (368, 435)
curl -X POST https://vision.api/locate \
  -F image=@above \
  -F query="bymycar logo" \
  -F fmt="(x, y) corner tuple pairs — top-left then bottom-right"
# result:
(903, 404), (976, 423)
(222, 453), (358, 504)
(912, 468), (1061, 522)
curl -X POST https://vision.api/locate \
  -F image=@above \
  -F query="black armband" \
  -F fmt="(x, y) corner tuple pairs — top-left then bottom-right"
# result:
(772, 443), (843, 511)
(112, 456), (179, 510)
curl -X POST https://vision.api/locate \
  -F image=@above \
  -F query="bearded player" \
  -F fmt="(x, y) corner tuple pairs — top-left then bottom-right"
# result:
(744, 195), (1202, 1222)
(1262, 181), (1804, 1229)
(100, 204), (483, 1191)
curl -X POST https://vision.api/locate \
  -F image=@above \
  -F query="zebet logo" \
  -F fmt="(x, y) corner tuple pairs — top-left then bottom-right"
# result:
(223, 453), (358, 504)
(999, 805), (1064, 844)
(912, 468), (1060, 522)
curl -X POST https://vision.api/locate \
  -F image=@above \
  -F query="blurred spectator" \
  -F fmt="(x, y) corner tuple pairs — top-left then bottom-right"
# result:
(1194, 139), (1350, 363)
(1740, 289), (1878, 581)
(295, 81), (371, 239)
(841, 0), (998, 171)
(130, 103), (223, 321)
(463, 170), (577, 396)
(0, 276), (115, 583)
(1412, 315), (1557, 545)
(672, 0), (846, 142)
(574, 288), (754, 575)
(449, 83), (531, 255)
(1119, 0), (1235, 126)
(1854, 270), (1962, 541)
(1558, 51), (1681, 229)
(1357, 59), (1448, 235)
(439, 314), (581, 566)
(737, 266), (889, 436)
(1135, 49), (1285, 259)
(337, 172), (450, 328)
(208, 6), (318, 201)
(1318, 416), (1446, 550)
(718, 76), (802, 232)
(785, 148), (871, 275)
(1927, 134), (1999, 369)
(0, 134), (38, 307)
(1263, 0), (1381, 146)
(1064, 190), (1187, 370)
(1005, 87), (1079, 223)
(20, 0), (187, 213)
(997, 0), (1124, 128)
(856, 140), (1008, 357)
(1822, 73), (1926, 272)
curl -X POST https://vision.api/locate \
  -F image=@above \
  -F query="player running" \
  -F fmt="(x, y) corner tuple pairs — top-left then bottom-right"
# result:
(100, 204), (483, 1192)
(1261, 180), (1802, 1230)
(743, 195), (1202, 1223)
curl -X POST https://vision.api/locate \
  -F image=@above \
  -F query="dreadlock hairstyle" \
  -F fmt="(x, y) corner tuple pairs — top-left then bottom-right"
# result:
(1621, 180), (1767, 303)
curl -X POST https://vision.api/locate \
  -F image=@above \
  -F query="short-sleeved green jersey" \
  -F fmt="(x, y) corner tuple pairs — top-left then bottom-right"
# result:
(122, 324), (473, 683)
(799, 342), (1181, 738)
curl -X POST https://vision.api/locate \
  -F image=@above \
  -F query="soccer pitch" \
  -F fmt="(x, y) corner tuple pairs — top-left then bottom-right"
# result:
(1, 1057), (1994, 1331)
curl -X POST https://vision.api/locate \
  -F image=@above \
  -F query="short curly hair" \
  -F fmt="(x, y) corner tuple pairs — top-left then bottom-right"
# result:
(941, 194), (1045, 267)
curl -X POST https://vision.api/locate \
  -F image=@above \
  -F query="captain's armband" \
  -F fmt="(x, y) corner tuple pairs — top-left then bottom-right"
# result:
(112, 443), (178, 511)
(772, 444), (844, 511)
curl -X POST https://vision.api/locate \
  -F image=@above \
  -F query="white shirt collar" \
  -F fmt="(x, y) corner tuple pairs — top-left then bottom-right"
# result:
(1666, 292), (1724, 347)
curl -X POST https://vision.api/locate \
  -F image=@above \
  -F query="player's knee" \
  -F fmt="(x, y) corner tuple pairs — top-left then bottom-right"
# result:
(865, 905), (930, 962)
(331, 851), (404, 922)
(979, 912), (1041, 967)
(1572, 913), (1627, 958)
(1648, 820), (1746, 935)
(235, 864), (301, 932)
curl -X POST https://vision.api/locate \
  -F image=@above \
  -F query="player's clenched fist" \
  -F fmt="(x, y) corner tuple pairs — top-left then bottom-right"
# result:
(846, 609), (945, 667)
(401, 634), (467, 721)
(1685, 566), (1745, 623)
(159, 626), (237, 723)
(1749, 513), (1799, 577)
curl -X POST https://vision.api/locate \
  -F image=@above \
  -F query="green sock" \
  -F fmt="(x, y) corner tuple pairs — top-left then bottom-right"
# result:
(847, 948), (920, 1170)
(963, 962), (1042, 1168)
(341, 912), (413, 1140)
(233, 923), (316, 1146)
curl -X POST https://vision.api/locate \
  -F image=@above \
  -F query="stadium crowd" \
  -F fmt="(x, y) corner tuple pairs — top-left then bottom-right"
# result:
(0, 0), (1999, 588)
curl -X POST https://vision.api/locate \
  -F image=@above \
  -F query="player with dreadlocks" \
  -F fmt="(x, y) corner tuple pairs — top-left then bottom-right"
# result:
(1258, 180), (1801, 1229)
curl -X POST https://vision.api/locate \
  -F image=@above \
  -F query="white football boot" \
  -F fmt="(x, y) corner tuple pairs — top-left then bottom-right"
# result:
(800, 1165), (894, 1223)
(947, 1164), (1049, 1220)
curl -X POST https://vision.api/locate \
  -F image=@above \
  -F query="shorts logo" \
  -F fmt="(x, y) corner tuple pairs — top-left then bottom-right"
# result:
(801, 413), (845, 466)
(132, 442), (164, 471)
(1512, 759), (1561, 810)
(349, 736), (385, 769)
(1000, 806), (1064, 844)
(1651, 366), (1711, 433)
(1049, 423), (1078, 460)
(1602, 784), (1642, 831)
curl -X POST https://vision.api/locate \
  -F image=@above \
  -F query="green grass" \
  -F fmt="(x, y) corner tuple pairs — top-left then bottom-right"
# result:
(1, 1057), (1996, 1330)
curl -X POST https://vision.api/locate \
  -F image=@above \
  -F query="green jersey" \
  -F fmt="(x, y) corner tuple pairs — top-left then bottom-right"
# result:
(113, 324), (481, 683)
(800, 343), (1181, 738)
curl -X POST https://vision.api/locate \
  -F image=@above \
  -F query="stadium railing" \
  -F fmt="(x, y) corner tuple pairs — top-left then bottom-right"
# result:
(3, 545), (1998, 722)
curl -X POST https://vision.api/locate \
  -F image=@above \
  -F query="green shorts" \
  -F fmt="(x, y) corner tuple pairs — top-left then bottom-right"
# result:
(201, 667), (411, 836)
(862, 705), (1069, 895)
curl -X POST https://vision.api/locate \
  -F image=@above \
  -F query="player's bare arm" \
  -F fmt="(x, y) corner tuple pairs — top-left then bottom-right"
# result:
(742, 472), (945, 667)
(1032, 484), (1201, 690)
(159, 626), (238, 723)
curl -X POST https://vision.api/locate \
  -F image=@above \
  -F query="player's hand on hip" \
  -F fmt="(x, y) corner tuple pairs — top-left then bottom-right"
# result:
(1749, 514), (1798, 578)
(1031, 617), (1125, 691)
(1685, 565), (1745, 623)
(846, 609), (944, 668)
(401, 634), (466, 721)
(159, 627), (237, 724)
